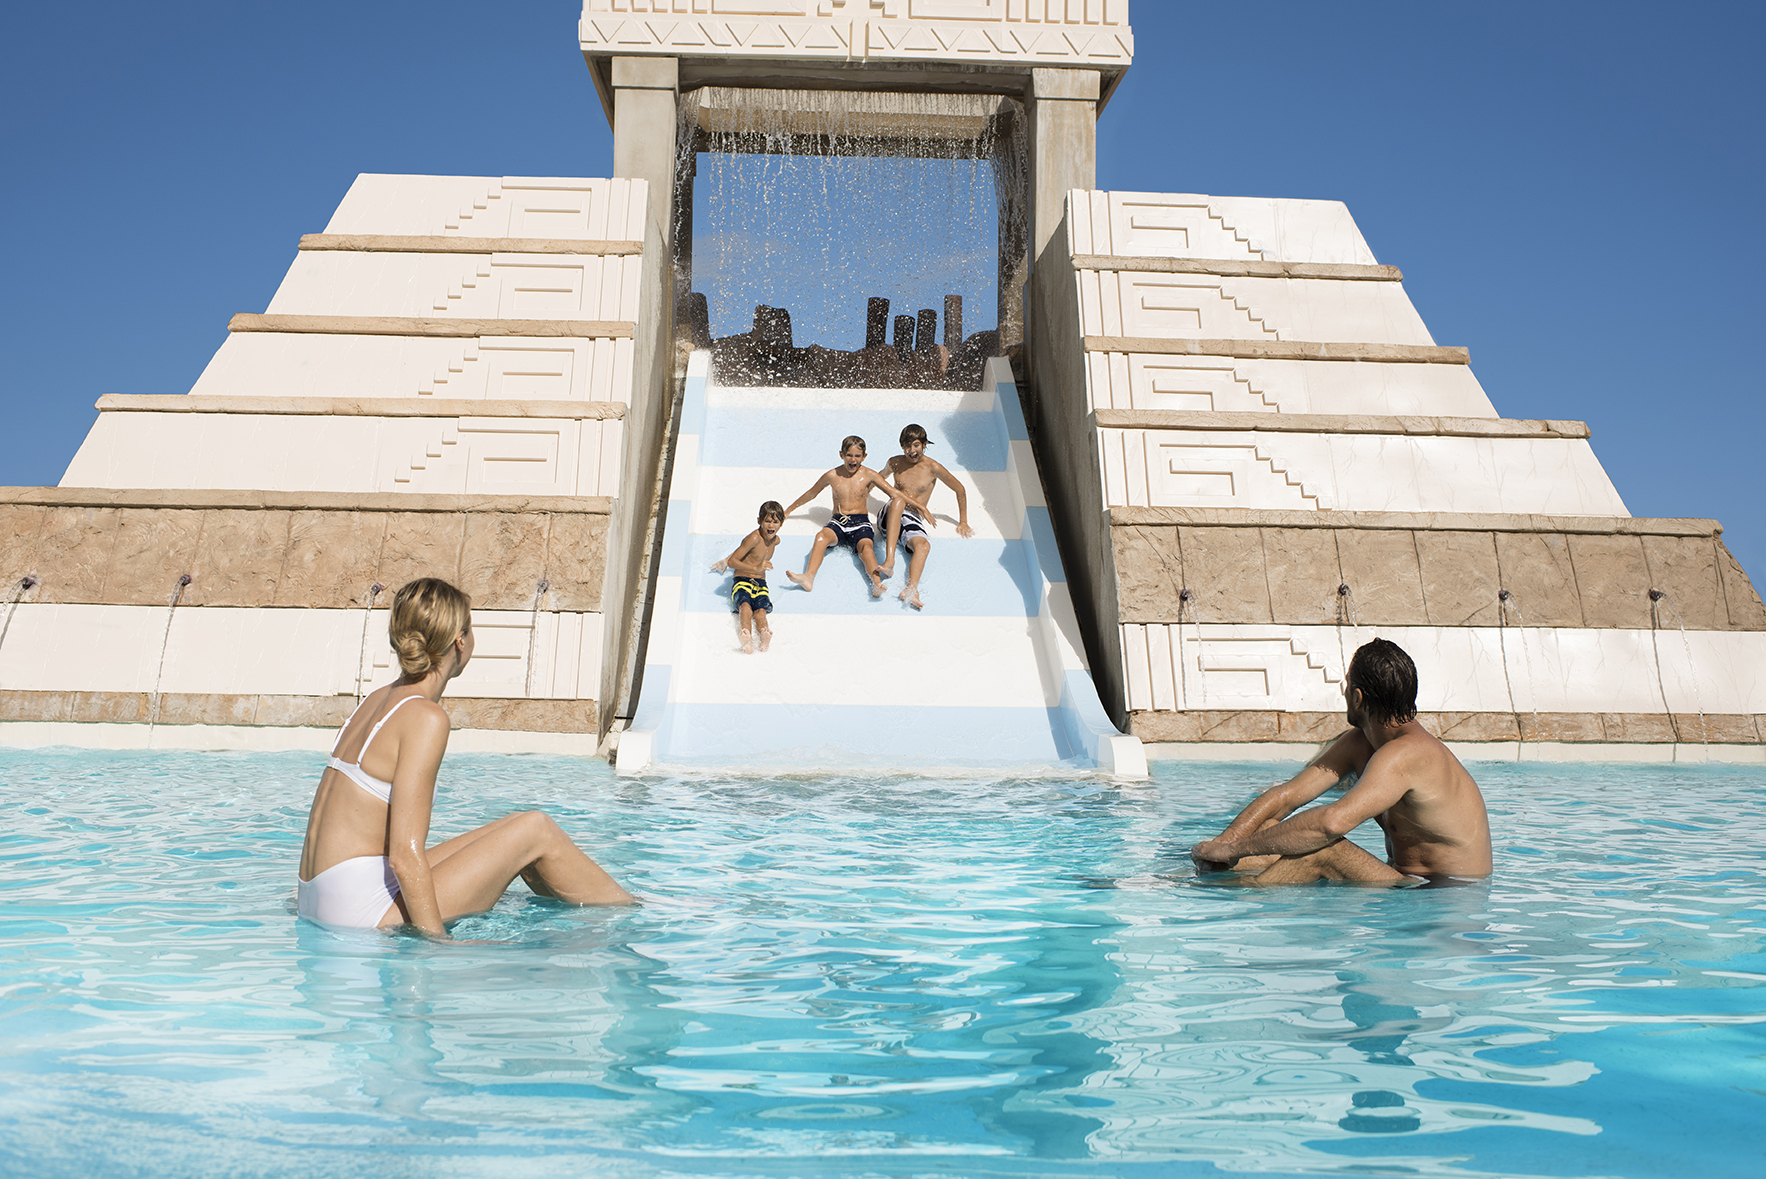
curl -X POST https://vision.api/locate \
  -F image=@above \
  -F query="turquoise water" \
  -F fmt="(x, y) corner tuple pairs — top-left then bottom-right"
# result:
(1, 750), (1762, 1178)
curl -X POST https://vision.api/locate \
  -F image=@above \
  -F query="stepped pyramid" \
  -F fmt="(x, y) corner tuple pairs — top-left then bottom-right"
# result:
(2, 1), (1761, 761)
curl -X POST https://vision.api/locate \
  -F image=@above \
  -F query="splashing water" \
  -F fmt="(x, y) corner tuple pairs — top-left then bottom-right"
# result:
(354, 583), (384, 701)
(147, 574), (192, 733)
(1650, 589), (1710, 756)
(1497, 588), (1542, 744)
(681, 87), (1024, 358)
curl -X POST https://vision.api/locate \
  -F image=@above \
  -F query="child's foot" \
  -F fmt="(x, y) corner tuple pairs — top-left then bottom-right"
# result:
(786, 571), (814, 591)
(900, 585), (923, 610)
(879, 560), (896, 579)
(869, 572), (886, 599)
(740, 628), (754, 654)
(757, 627), (772, 653)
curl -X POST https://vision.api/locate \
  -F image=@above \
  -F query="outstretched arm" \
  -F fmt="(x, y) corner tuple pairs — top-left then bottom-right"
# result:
(1190, 729), (1369, 867)
(933, 461), (973, 537)
(384, 705), (453, 938)
(784, 472), (832, 518)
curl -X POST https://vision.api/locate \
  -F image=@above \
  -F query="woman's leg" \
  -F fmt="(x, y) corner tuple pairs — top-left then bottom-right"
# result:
(418, 811), (633, 919)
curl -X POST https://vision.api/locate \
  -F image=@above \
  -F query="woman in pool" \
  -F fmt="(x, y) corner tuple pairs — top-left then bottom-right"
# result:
(297, 577), (632, 934)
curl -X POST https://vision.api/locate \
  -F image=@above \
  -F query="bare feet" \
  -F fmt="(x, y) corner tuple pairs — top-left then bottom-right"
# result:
(757, 627), (772, 652)
(879, 560), (896, 579)
(786, 571), (814, 591)
(869, 571), (886, 599)
(900, 585), (923, 610)
(740, 628), (754, 654)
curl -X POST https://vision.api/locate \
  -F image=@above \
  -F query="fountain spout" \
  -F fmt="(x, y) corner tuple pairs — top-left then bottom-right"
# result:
(355, 583), (385, 699)
(148, 575), (193, 734)
(1648, 589), (1708, 757)
(525, 579), (551, 698)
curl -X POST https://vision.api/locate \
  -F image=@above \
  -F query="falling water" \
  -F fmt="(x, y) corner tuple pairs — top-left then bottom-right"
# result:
(524, 579), (549, 698)
(681, 86), (1024, 375)
(0, 576), (39, 676)
(1649, 588), (1709, 758)
(1496, 589), (1541, 746)
(355, 583), (384, 700)
(1176, 587), (1200, 709)
(1333, 582), (1360, 687)
(147, 574), (191, 734)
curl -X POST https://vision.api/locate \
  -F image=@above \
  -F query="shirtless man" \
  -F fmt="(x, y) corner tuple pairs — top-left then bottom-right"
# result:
(783, 435), (919, 598)
(1190, 638), (1491, 885)
(874, 423), (974, 610)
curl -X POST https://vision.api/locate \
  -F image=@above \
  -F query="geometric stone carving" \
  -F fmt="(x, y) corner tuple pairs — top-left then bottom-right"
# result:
(1084, 351), (1499, 417)
(190, 335), (636, 404)
(324, 175), (650, 241)
(1099, 430), (1322, 510)
(268, 253), (644, 322)
(579, 1), (1135, 67)
(1070, 190), (1378, 265)
(1096, 428), (1627, 516)
(1120, 623), (1342, 712)
(1078, 270), (1434, 346)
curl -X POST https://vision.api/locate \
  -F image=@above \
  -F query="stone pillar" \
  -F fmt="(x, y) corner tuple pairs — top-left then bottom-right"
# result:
(611, 56), (680, 241)
(1029, 69), (1098, 277)
(1025, 68), (1118, 723)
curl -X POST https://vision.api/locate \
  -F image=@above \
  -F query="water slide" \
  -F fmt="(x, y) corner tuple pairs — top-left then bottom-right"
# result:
(615, 354), (1145, 778)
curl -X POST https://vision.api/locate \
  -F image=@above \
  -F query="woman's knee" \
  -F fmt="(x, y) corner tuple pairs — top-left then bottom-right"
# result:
(511, 809), (563, 844)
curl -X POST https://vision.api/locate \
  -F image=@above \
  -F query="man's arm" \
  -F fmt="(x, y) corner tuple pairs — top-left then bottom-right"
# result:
(1190, 729), (1367, 866)
(1193, 732), (1415, 868)
(932, 461), (973, 538)
(783, 472), (831, 517)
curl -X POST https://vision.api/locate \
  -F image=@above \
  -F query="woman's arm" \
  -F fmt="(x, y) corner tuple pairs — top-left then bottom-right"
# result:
(384, 704), (453, 937)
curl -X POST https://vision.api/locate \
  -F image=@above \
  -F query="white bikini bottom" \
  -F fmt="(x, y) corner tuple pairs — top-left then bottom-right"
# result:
(298, 856), (401, 929)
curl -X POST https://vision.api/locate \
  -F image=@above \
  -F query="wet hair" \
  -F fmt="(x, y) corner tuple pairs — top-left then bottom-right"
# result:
(389, 577), (472, 678)
(840, 435), (867, 456)
(758, 500), (785, 523)
(900, 423), (931, 448)
(1346, 638), (1418, 727)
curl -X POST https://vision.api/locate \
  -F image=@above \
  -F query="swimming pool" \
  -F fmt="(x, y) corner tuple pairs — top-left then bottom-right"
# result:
(1, 750), (1761, 1177)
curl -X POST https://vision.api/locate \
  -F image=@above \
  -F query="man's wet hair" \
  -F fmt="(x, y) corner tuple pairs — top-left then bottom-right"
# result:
(758, 501), (784, 523)
(900, 423), (931, 448)
(1347, 638), (1419, 726)
(841, 435), (866, 455)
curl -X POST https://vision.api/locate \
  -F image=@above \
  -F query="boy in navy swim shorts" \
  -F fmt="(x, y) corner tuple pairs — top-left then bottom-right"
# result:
(782, 435), (917, 599)
(711, 501), (784, 653)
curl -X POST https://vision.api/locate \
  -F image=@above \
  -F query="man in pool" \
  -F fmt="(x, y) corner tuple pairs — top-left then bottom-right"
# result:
(1189, 638), (1492, 885)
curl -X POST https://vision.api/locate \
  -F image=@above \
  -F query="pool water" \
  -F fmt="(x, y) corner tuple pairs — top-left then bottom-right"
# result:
(1, 750), (1762, 1178)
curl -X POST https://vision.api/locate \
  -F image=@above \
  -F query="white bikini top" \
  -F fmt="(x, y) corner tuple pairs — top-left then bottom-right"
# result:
(326, 695), (424, 803)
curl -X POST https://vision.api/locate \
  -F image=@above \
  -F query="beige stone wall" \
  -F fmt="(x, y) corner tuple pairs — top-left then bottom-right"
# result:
(0, 490), (611, 613)
(1110, 511), (1766, 631)
(1130, 710), (1766, 746)
(0, 690), (595, 733)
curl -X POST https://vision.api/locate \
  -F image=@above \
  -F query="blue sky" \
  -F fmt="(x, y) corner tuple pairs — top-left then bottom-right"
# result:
(3, 2), (1761, 577)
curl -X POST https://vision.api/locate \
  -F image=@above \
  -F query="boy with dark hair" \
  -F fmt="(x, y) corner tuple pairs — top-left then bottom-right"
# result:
(782, 436), (917, 599)
(874, 423), (973, 610)
(1190, 638), (1491, 884)
(711, 501), (785, 653)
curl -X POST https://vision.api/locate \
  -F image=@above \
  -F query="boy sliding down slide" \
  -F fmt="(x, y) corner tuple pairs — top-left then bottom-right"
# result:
(710, 501), (784, 653)
(874, 423), (973, 610)
(783, 435), (923, 599)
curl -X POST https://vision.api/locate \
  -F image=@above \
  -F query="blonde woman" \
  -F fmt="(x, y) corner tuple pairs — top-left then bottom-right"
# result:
(297, 578), (632, 934)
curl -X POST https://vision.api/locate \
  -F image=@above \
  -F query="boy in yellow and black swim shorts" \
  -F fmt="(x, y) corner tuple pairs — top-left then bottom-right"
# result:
(710, 501), (785, 653)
